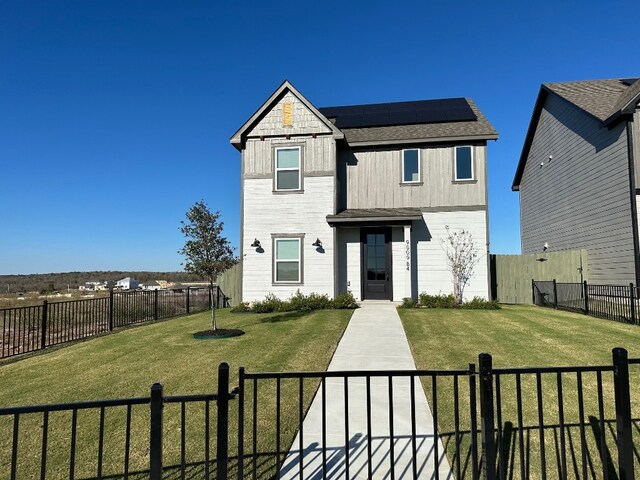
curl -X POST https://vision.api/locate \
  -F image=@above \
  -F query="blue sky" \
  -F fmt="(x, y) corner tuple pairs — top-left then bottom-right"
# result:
(1, 1), (637, 274)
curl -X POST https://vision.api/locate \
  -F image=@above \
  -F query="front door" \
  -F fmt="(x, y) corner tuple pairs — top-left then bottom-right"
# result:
(362, 228), (392, 300)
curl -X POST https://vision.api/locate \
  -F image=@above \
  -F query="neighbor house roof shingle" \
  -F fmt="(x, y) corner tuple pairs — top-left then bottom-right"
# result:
(512, 77), (640, 191)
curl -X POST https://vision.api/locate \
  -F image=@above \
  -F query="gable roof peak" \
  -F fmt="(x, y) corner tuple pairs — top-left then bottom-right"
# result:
(229, 80), (343, 150)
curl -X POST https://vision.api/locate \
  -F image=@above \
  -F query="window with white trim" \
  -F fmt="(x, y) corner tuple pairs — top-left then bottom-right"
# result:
(275, 147), (301, 191)
(455, 146), (474, 181)
(402, 149), (420, 183)
(274, 238), (301, 282)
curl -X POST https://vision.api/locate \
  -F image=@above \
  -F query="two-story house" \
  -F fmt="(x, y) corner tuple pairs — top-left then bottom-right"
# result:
(513, 78), (640, 286)
(231, 81), (498, 302)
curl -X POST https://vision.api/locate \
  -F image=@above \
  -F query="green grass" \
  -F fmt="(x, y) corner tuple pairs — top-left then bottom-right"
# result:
(0, 308), (353, 479)
(399, 305), (640, 479)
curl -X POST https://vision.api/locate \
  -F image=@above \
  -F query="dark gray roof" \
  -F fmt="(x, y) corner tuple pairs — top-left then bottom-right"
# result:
(513, 77), (640, 191)
(326, 208), (422, 225)
(329, 99), (498, 145)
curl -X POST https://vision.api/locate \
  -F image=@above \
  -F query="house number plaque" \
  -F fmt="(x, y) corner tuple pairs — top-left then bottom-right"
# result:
(405, 240), (411, 271)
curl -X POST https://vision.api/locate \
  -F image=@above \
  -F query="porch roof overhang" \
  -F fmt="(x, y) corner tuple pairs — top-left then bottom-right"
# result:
(326, 208), (422, 227)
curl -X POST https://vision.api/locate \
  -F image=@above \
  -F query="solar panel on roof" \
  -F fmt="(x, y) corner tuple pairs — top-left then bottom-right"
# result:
(320, 97), (477, 128)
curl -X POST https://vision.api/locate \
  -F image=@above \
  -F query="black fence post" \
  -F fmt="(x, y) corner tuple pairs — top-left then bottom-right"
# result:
(583, 281), (589, 315)
(469, 363), (479, 480)
(186, 287), (190, 314)
(531, 279), (535, 304)
(149, 383), (164, 480)
(630, 284), (636, 324)
(154, 289), (159, 321)
(552, 279), (558, 309)
(613, 348), (634, 480)
(216, 363), (230, 480)
(237, 367), (245, 480)
(479, 353), (496, 480)
(40, 300), (48, 349)
(108, 289), (114, 331)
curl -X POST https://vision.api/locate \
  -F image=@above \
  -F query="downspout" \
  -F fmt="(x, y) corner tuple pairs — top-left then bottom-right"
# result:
(626, 119), (640, 287)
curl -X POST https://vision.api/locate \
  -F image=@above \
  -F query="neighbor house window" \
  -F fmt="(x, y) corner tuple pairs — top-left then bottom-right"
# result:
(402, 149), (420, 183)
(455, 146), (474, 180)
(275, 147), (301, 191)
(274, 238), (301, 283)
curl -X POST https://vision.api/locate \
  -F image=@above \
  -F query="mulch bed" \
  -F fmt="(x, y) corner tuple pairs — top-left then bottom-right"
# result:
(192, 329), (244, 339)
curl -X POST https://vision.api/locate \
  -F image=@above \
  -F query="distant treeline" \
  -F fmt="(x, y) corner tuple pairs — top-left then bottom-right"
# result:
(0, 271), (204, 294)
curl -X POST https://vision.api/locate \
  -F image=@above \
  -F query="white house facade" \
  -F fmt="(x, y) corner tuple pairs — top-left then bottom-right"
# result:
(231, 81), (498, 302)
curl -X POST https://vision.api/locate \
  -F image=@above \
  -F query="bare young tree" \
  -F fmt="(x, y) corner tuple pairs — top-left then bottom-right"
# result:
(179, 201), (237, 331)
(440, 225), (481, 304)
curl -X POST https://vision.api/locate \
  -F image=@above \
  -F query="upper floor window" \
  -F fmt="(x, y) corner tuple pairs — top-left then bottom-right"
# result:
(275, 147), (301, 191)
(402, 149), (420, 183)
(455, 146), (474, 181)
(274, 237), (302, 283)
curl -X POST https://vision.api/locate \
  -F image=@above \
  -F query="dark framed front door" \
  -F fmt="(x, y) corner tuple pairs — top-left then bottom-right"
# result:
(361, 228), (392, 300)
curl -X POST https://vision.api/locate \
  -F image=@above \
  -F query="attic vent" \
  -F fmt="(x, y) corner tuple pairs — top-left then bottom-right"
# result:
(283, 102), (293, 126)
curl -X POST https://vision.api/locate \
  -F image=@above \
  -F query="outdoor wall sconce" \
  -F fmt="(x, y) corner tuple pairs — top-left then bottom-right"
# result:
(312, 238), (322, 247)
(250, 239), (261, 248)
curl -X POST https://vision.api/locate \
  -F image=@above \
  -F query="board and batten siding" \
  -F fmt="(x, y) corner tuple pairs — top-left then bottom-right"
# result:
(634, 109), (640, 187)
(341, 145), (486, 210)
(244, 136), (336, 177)
(414, 210), (489, 300)
(519, 93), (635, 285)
(242, 177), (335, 301)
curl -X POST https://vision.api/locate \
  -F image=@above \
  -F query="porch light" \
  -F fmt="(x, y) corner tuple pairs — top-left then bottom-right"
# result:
(312, 238), (322, 247)
(250, 239), (261, 248)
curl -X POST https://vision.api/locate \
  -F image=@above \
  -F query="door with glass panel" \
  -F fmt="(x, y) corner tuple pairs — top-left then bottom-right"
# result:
(361, 228), (391, 300)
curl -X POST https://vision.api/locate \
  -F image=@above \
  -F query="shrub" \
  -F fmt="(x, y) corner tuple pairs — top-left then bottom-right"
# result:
(399, 297), (418, 309)
(230, 302), (251, 313)
(287, 290), (330, 311)
(460, 296), (502, 310)
(418, 293), (457, 308)
(331, 291), (359, 309)
(251, 293), (284, 313)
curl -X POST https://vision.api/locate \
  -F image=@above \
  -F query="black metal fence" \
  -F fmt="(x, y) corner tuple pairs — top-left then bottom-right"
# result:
(0, 287), (228, 359)
(533, 279), (640, 324)
(3, 349), (640, 479)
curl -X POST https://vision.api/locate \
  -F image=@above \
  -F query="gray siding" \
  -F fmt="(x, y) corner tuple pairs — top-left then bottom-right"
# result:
(634, 109), (640, 187)
(341, 145), (486, 209)
(519, 93), (635, 285)
(244, 136), (336, 177)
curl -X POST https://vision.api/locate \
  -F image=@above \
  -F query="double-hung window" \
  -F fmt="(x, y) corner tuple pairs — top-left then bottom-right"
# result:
(275, 147), (301, 191)
(274, 238), (301, 283)
(402, 149), (420, 183)
(454, 146), (474, 181)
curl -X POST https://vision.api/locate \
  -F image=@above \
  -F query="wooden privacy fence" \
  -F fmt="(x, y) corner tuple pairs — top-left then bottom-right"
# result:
(534, 279), (640, 325)
(217, 261), (242, 307)
(0, 287), (229, 359)
(491, 250), (587, 304)
(3, 349), (640, 479)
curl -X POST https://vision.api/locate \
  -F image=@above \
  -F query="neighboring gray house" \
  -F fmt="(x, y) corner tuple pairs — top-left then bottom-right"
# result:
(232, 81), (498, 302)
(513, 78), (640, 285)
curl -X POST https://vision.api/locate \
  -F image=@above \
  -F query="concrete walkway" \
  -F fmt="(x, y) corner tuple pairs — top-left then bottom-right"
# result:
(279, 301), (452, 479)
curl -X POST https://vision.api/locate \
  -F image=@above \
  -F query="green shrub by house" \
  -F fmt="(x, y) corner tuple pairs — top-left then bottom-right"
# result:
(232, 290), (358, 313)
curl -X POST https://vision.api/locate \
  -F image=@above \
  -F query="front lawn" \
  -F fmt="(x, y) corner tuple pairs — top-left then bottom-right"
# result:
(0, 308), (353, 479)
(399, 305), (640, 479)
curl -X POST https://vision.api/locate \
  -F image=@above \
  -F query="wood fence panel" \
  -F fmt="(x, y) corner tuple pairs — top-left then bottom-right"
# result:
(491, 250), (588, 304)
(216, 261), (242, 307)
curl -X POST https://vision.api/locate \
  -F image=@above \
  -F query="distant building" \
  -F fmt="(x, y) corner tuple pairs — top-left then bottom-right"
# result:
(116, 277), (140, 290)
(141, 280), (162, 290)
